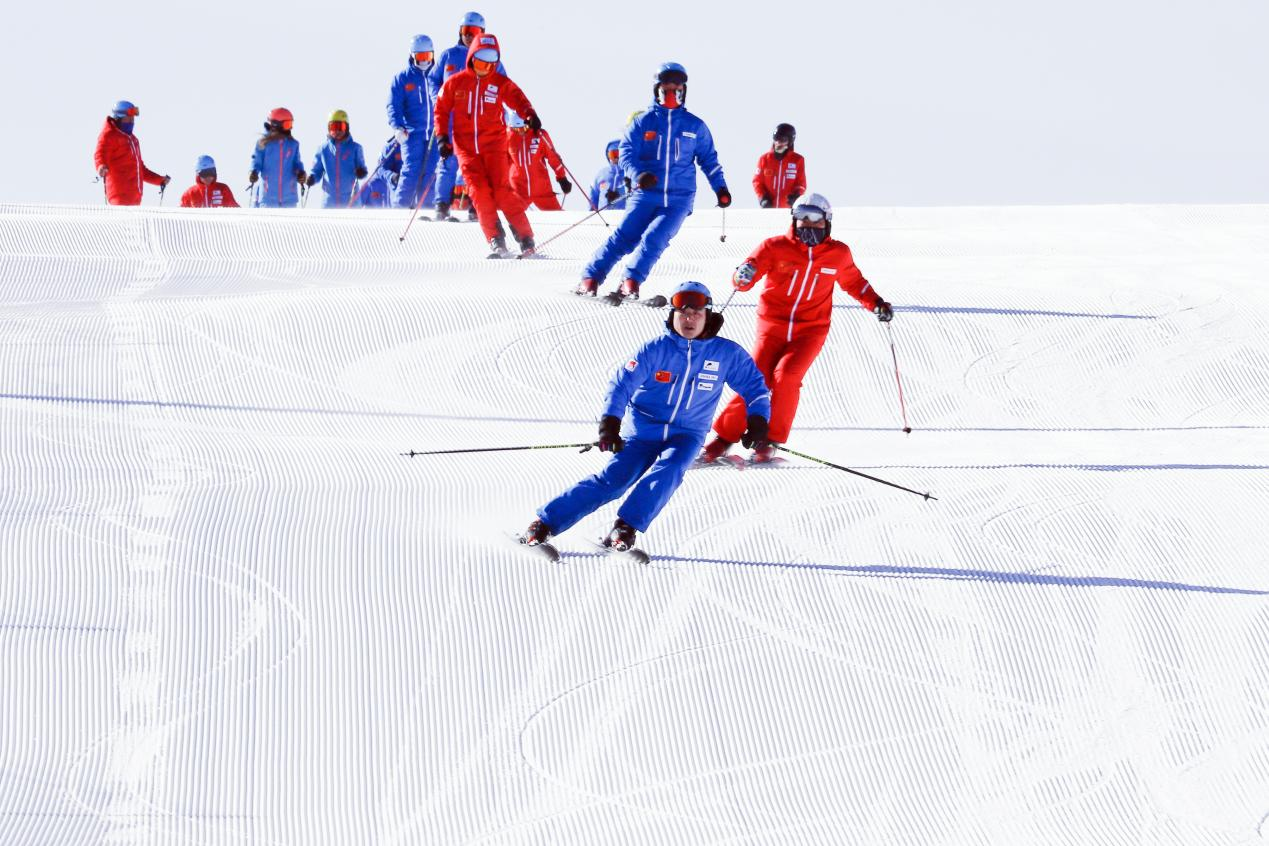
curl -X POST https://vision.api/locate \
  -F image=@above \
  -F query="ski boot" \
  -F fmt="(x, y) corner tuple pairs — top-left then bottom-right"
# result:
(488, 236), (513, 259)
(435, 202), (454, 222)
(575, 277), (599, 297)
(518, 236), (536, 258)
(521, 519), (552, 546)
(750, 443), (779, 464)
(699, 436), (734, 464)
(604, 518), (638, 552)
(619, 277), (641, 301)
(467, 206), (479, 222)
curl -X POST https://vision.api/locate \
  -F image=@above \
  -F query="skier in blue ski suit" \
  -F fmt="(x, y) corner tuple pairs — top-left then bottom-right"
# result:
(249, 107), (305, 208)
(355, 137), (403, 208)
(428, 11), (505, 220)
(388, 34), (440, 208)
(578, 63), (730, 300)
(307, 110), (367, 208)
(588, 139), (628, 211)
(521, 282), (771, 551)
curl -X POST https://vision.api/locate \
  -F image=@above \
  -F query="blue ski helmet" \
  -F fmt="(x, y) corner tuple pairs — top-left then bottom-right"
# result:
(112, 100), (139, 120)
(461, 11), (486, 28)
(411, 33), (434, 53)
(670, 280), (712, 310)
(195, 154), (216, 174)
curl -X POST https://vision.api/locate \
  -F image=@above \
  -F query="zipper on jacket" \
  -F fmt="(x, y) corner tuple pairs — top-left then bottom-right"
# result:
(663, 109), (673, 206)
(787, 248), (816, 342)
(663, 340), (693, 439)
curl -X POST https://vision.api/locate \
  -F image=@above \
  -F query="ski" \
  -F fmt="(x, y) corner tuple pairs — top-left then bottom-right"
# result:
(487, 248), (515, 260)
(508, 532), (561, 563)
(590, 539), (651, 565)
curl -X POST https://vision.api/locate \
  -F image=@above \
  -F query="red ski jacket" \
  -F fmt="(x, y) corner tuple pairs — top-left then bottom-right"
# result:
(751, 150), (807, 208)
(737, 228), (881, 338)
(507, 128), (565, 197)
(179, 181), (239, 208)
(93, 118), (165, 205)
(433, 34), (536, 157)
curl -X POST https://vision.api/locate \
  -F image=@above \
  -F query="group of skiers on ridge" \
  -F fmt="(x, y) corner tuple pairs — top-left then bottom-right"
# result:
(91, 10), (898, 554)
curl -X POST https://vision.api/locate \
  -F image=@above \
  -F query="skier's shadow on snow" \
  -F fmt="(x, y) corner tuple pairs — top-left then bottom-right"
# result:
(613, 556), (1266, 596)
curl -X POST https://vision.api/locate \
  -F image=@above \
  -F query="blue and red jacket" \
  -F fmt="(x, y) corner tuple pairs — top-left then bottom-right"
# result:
(310, 135), (366, 208)
(250, 133), (304, 208)
(605, 319), (771, 441)
(620, 103), (726, 209)
(387, 65), (438, 134)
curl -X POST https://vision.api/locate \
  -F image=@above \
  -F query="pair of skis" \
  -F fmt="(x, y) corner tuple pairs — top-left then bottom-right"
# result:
(511, 533), (651, 566)
(576, 290), (670, 309)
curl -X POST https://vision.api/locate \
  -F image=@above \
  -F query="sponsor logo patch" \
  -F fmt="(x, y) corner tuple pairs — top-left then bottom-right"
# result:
(405, 83), (416, 91)
(698, 372), (717, 381)
(682, 131), (696, 138)
(655, 370), (672, 383)
(696, 382), (714, 391)
(703, 360), (719, 371)
(822, 268), (836, 274)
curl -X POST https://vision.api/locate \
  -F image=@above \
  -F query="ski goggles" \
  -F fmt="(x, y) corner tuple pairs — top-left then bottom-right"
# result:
(791, 206), (827, 223)
(198, 169), (217, 179)
(471, 58), (497, 76)
(273, 118), (294, 131)
(328, 121), (349, 133)
(118, 105), (140, 118)
(460, 25), (483, 38)
(670, 290), (711, 311)
(413, 50), (434, 64)
(607, 149), (619, 162)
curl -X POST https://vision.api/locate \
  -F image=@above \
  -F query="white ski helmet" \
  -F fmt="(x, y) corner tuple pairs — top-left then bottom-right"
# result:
(792, 192), (832, 221)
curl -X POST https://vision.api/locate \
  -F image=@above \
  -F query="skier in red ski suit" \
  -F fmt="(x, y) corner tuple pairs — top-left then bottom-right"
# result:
(751, 122), (805, 209)
(433, 33), (541, 256)
(701, 193), (894, 463)
(93, 100), (170, 206)
(505, 111), (570, 211)
(180, 155), (239, 208)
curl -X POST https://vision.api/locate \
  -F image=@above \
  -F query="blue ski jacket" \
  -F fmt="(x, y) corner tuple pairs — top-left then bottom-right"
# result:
(604, 320), (770, 441)
(251, 134), (304, 208)
(589, 139), (628, 210)
(310, 135), (366, 207)
(620, 103), (726, 209)
(387, 65), (438, 133)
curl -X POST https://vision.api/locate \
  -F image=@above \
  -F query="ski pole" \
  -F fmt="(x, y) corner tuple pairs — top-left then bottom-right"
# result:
(399, 134), (440, 242)
(525, 196), (621, 255)
(774, 445), (938, 501)
(537, 129), (607, 225)
(885, 321), (912, 434)
(402, 442), (596, 458)
(720, 206), (726, 242)
(349, 139), (400, 208)
(716, 288), (738, 315)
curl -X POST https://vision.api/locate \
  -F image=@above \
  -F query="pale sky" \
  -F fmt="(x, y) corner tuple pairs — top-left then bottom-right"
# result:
(4, 0), (1266, 206)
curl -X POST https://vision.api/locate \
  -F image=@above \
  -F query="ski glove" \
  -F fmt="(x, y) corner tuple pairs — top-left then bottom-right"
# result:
(296, 172), (307, 185)
(635, 171), (658, 190)
(740, 415), (770, 450)
(787, 192), (801, 206)
(597, 415), (624, 453)
(874, 301), (894, 322)
(394, 127), (409, 146)
(605, 189), (620, 203)
(248, 170), (259, 184)
(160, 175), (172, 188)
(716, 188), (732, 208)
(97, 165), (109, 178)
(305, 174), (317, 188)
(438, 135), (453, 159)
(524, 111), (542, 132)
(759, 194), (773, 209)
(733, 261), (757, 289)
(557, 176), (572, 194)
(355, 166), (369, 179)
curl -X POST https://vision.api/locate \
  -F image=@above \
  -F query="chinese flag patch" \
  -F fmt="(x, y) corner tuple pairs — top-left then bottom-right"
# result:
(655, 370), (672, 383)
(644, 131), (657, 141)
(405, 83), (415, 91)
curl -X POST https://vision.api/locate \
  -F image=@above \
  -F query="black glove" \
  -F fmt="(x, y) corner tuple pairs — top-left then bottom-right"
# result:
(716, 187), (732, 208)
(597, 415), (624, 453)
(787, 192), (801, 206)
(248, 170), (259, 184)
(759, 194), (773, 209)
(740, 415), (770, 449)
(874, 301), (894, 322)
(524, 111), (542, 132)
(556, 176), (571, 194)
(355, 166), (369, 179)
(305, 174), (317, 188)
(438, 135), (453, 159)
(296, 171), (306, 185)
(605, 189), (619, 203)
(635, 171), (657, 190)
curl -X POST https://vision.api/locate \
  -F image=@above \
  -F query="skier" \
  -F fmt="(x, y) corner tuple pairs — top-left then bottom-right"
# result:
(179, 155), (239, 208)
(387, 34), (440, 209)
(429, 11), (503, 221)
(521, 281), (772, 552)
(249, 108), (306, 209)
(587, 139), (628, 211)
(751, 122), (806, 209)
(433, 32), (541, 257)
(307, 109), (368, 208)
(577, 63), (730, 301)
(93, 100), (170, 206)
(701, 193), (893, 464)
(355, 137), (403, 208)
(505, 110), (570, 211)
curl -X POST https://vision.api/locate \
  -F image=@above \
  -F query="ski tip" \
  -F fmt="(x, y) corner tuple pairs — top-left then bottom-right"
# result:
(903, 427), (913, 434)
(643, 295), (668, 309)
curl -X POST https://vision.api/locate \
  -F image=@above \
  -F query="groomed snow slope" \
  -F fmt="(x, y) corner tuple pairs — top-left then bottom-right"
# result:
(1, 203), (1268, 845)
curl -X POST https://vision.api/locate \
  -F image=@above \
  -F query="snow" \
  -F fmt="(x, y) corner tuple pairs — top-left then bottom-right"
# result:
(1, 203), (1268, 844)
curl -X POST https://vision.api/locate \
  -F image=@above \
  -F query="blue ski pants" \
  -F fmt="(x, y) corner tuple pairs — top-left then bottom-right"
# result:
(583, 196), (691, 284)
(393, 131), (439, 208)
(434, 153), (460, 209)
(537, 432), (703, 535)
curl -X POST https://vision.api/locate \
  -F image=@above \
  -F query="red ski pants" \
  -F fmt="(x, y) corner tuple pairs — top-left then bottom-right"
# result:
(456, 148), (533, 243)
(525, 190), (562, 211)
(713, 323), (828, 444)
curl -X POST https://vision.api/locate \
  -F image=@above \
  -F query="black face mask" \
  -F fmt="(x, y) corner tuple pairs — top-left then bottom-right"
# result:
(795, 226), (827, 247)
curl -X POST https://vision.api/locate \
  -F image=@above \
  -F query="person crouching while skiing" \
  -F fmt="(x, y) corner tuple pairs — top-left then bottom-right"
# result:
(433, 33), (541, 258)
(701, 193), (894, 464)
(521, 281), (772, 552)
